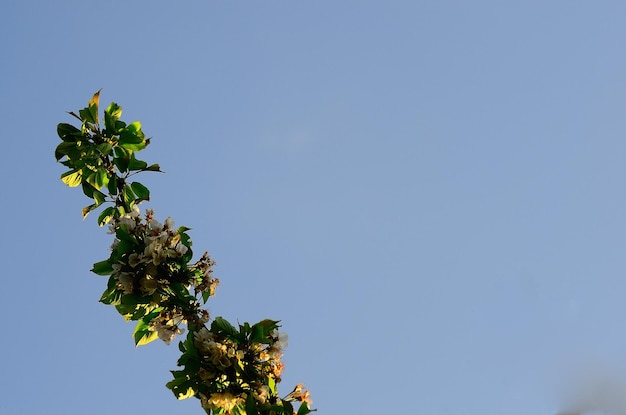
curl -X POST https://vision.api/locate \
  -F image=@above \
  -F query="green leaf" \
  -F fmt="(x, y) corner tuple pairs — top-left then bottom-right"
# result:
(81, 182), (95, 198)
(92, 260), (114, 276)
(96, 142), (113, 156)
(60, 170), (82, 187)
(55, 142), (77, 161)
(107, 174), (118, 195)
(100, 282), (123, 305)
(127, 121), (143, 135)
(282, 400), (294, 415)
(122, 184), (136, 207)
(130, 181), (150, 200)
(93, 189), (106, 206)
(82, 204), (96, 219)
(202, 290), (211, 303)
(245, 392), (260, 415)
(211, 317), (239, 339)
(297, 402), (312, 415)
(128, 153), (147, 171)
(104, 102), (122, 132)
(84, 169), (98, 188)
(87, 89), (101, 124)
(134, 328), (158, 346)
(144, 163), (162, 172)
(118, 122), (146, 151)
(57, 123), (81, 141)
(96, 168), (109, 189)
(97, 206), (116, 226)
(133, 309), (162, 346)
(166, 372), (196, 400)
(113, 147), (131, 173)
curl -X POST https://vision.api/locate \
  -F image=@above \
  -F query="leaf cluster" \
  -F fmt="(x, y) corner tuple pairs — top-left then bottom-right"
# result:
(55, 90), (161, 224)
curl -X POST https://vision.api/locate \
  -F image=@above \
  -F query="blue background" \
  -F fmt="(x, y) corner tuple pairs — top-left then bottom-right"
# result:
(3, 1), (626, 414)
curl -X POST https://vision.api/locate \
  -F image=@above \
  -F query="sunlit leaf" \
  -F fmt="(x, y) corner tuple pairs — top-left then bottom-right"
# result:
(60, 170), (82, 187)
(97, 206), (116, 226)
(93, 189), (106, 206)
(82, 203), (96, 219)
(133, 316), (160, 346)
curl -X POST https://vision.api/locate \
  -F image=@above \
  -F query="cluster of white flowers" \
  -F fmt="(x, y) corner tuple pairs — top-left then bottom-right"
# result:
(191, 325), (291, 412)
(199, 391), (244, 412)
(151, 311), (186, 345)
(101, 206), (218, 346)
(110, 206), (188, 275)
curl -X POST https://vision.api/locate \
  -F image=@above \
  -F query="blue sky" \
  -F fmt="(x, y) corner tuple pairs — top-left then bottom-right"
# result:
(3, 1), (626, 414)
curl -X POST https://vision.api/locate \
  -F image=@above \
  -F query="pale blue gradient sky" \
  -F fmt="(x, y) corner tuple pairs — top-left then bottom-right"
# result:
(3, 1), (626, 414)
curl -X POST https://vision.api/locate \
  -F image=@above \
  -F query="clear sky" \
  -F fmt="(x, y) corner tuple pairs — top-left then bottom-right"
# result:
(3, 1), (626, 414)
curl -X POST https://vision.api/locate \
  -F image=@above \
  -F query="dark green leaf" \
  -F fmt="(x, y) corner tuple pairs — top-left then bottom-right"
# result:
(282, 400), (294, 415)
(57, 123), (81, 141)
(128, 153), (147, 171)
(144, 163), (162, 172)
(297, 402), (312, 415)
(107, 174), (118, 195)
(113, 146), (131, 173)
(81, 182), (95, 198)
(211, 317), (239, 339)
(130, 181), (150, 200)
(245, 394), (259, 415)
(96, 142), (113, 156)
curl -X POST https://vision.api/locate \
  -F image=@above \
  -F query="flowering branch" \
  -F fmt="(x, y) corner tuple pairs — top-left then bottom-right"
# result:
(55, 91), (314, 415)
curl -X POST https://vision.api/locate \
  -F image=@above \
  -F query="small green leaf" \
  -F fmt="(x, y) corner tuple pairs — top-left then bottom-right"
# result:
(82, 203), (96, 219)
(88, 89), (101, 124)
(297, 402), (312, 415)
(60, 170), (82, 187)
(92, 260), (114, 276)
(144, 163), (162, 172)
